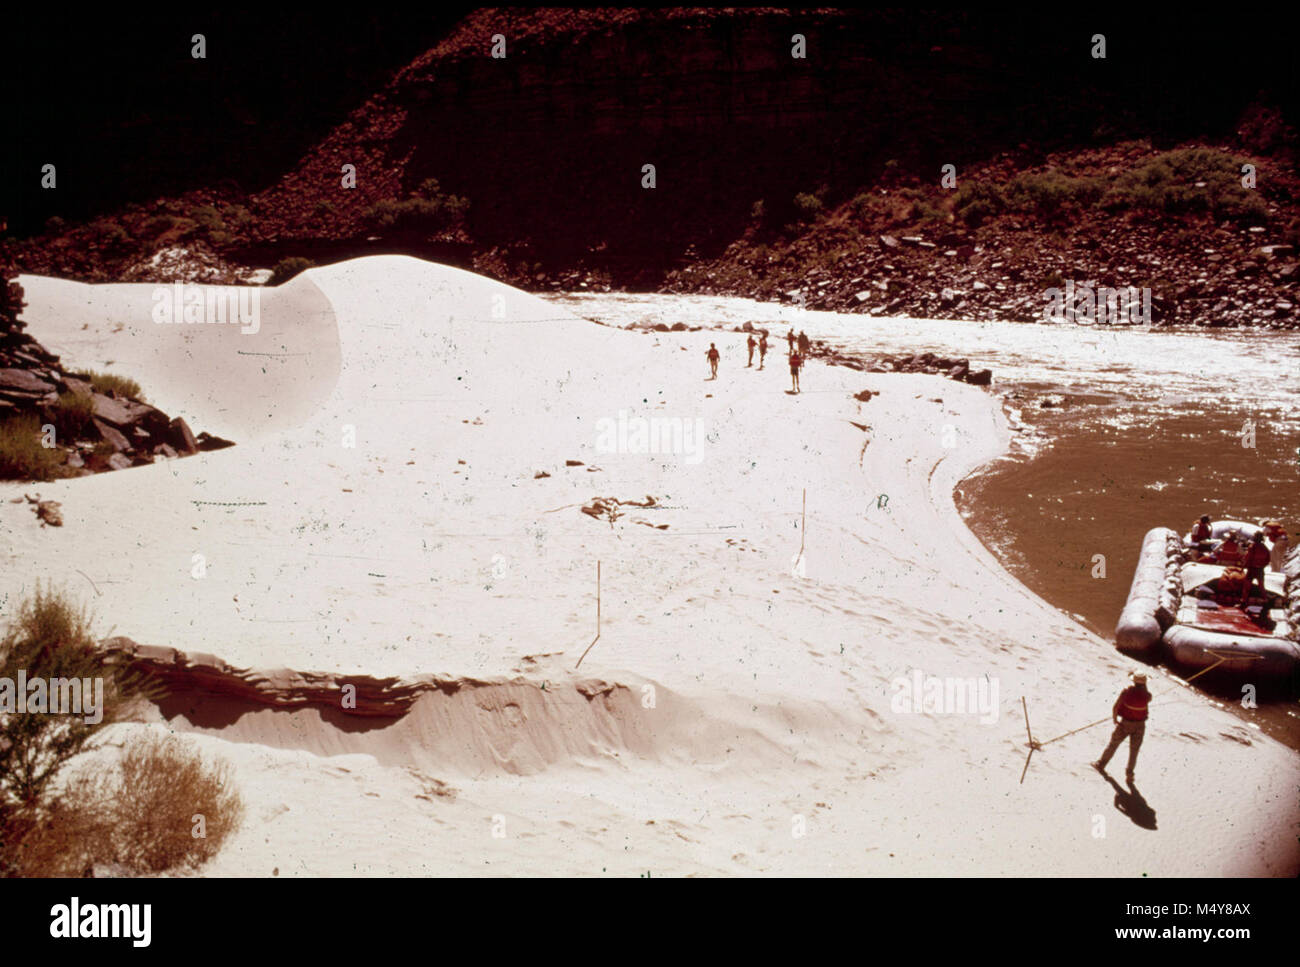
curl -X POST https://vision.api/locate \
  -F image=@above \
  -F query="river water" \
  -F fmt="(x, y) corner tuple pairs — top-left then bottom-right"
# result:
(546, 292), (1300, 748)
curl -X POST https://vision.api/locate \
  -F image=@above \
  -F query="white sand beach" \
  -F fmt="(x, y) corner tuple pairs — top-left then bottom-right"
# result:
(3, 256), (1296, 876)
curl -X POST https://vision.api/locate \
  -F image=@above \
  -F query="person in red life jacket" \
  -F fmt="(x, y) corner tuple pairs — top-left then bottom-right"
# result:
(1190, 515), (1212, 543)
(1093, 672), (1151, 780)
(789, 350), (803, 394)
(706, 343), (720, 380)
(1241, 531), (1271, 605)
(757, 332), (768, 370)
(1213, 530), (1243, 566)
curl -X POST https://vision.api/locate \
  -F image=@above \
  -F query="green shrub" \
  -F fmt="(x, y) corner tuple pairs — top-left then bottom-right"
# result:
(50, 392), (96, 442)
(365, 178), (470, 233)
(0, 415), (68, 482)
(0, 585), (121, 821)
(268, 257), (314, 285)
(0, 586), (193, 877)
(221, 204), (255, 232)
(86, 219), (132, 253)
(793, 192), (824, 221)
(954, 182), (1005, 226)
(72, 369), (144, 402)
(143, 215), (180, 237)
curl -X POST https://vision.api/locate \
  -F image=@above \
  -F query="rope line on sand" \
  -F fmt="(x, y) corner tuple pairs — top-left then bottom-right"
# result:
(1031, 651), (1265, 747)
(1019, 651), (1264, 781)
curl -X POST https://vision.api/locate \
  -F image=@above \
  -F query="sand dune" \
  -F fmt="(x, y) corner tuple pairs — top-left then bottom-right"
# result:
(3, 256), (1296, 876)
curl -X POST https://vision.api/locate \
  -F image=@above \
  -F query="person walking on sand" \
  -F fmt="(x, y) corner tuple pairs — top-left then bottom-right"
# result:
(1093, 672), (1151, 780)
(746, 333), (756, 367)
(789, 350), (803, 394)
(787, 329), (795, 353)
(758, 332), (768, 370)
(706, 343), (720, 380)
(797, 330), (810, 355)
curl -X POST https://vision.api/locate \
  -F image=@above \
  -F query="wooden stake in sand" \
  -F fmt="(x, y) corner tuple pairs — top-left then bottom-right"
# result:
(574, 561), (602, 669)
(791, 488), (807, 575)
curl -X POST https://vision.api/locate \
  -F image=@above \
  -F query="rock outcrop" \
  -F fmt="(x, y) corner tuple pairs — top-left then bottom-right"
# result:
(0, 268), (233, 480)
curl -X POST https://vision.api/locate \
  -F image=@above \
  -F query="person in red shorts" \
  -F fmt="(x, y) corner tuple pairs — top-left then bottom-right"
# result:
(788, 350), (803, 394)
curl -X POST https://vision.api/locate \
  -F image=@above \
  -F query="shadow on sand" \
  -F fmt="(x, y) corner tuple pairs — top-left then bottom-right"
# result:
(1099, 769), (1158, 830)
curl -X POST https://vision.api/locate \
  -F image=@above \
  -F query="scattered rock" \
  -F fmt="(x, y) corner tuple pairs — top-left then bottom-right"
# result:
(196, 432), (236, 452)
(165, 416), (199, 455)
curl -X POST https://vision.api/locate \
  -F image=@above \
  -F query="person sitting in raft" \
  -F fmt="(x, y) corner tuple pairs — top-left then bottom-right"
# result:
(1242, 531), (1272, 606)
(1213, 530), (1244, 566)
(1262, 519), (1289, 572)
(1190, 515), (1212, 544)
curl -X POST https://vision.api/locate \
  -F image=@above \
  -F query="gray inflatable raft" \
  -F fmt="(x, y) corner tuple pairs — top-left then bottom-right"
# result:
(1115, 522), (1300, 679)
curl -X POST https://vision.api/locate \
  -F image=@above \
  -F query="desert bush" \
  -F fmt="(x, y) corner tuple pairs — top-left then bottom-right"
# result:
(1103, 148), (1264, 221)
(0, 415), (68, 481)
(72, 369), (144, 402)
(50, 392), (96, 442)
(792, 184), (831, 223)
(0, 585), (124, 874)
(86, 218), (133, 254)
(1003, 170), (1102, 221)
(954, 182), (1005, 226)
(142, 214), (180, 238)
(365, 178), (470, 234)
(793, 191), (824, 220)
(269, 256), (314, 285)
(189, 204), (225, 233)
(0, 588), (211, 877)
(61, 733), (244, 875)
(849, 192), (875, 218)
